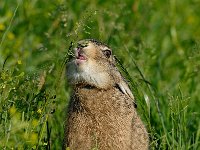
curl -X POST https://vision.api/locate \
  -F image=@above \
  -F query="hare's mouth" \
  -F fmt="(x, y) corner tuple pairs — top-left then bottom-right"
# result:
(75, 47), (87, 64)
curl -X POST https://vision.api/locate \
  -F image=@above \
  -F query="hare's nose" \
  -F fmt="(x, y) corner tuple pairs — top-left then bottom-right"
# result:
(77, 41), (88, 48)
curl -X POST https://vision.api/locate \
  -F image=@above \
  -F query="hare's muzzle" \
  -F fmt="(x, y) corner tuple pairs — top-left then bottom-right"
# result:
(75, 47), (87, 65)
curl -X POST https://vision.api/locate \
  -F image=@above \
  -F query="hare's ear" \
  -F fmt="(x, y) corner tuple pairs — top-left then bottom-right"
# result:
(112, 66), (134, 100)
(116, 81), (137, 108)
(117, 81), (134, 100)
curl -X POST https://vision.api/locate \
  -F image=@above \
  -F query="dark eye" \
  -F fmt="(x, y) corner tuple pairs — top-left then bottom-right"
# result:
(103, 49), (112, 58)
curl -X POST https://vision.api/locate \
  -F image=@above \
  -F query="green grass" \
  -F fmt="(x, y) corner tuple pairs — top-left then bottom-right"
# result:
(0, 0), (200, 149)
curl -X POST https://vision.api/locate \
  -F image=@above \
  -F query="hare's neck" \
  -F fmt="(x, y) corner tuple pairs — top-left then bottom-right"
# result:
(72, 87), (133, 115)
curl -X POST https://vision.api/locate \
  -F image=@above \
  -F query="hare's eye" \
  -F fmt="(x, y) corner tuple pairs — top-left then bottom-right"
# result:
(103, 49), (111, 58)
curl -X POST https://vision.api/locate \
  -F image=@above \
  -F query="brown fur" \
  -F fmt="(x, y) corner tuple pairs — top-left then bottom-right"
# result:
(63, 39), (149, 150)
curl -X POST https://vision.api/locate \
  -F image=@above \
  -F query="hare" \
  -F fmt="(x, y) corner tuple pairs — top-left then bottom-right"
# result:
(63, 39), (149, 150)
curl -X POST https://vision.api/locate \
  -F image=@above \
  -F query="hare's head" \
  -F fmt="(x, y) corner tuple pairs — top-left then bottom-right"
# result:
(67, 39), (134, 100)
(67, 39), (117, 89)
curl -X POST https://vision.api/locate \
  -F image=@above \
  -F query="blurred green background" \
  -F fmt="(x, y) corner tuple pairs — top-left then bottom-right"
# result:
(0, 0), (199, 149)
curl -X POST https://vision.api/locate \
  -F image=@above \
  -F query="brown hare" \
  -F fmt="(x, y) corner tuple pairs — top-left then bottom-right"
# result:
(63, 39), (149, 150)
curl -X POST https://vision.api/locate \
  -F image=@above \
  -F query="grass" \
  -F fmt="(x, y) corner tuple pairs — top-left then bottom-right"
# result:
(0, 0), (200, 149)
